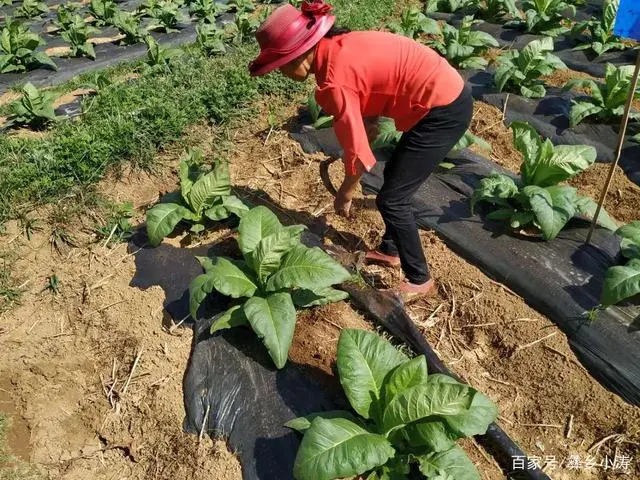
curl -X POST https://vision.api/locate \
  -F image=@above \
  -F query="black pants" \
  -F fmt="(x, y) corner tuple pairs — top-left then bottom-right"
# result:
(377, 84), (473, 284)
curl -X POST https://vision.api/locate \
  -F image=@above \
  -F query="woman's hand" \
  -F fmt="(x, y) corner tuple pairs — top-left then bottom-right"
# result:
(334, 187), (353, 217)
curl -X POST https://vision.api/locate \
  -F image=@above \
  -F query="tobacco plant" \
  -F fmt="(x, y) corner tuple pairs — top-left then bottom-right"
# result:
(142, 35), (182, 72)
(196, 22), (228, 56)
(0, 19), (57, 73)
(231, 12), (260, 45)
(387, 8), (439, 40)
(571, 0), (626, 57)
(16, 0), (48, 19)
(228, 0), (255, 13)
(189, 206), (351, 368)
(54, 4), (81, 31)
(494, 37), (566, 99)
(429, 16), (499, 69)
(601, 222), (640, 307)
(472, 122), (617, 239)
(61, 15), (100, 59)
(6, 83), (58, 129)
(189, 0), (228, 23)
(146, 148), (248, 246)
(425, 0), (474, 13)
(89, 0), (118, 27)
(563, 64), (640, 127)
(471, 0), (520, 22)
(509, 0), (576, 37)
(146, 0), (188, 33)
(108, 10), (144, 44)
(289, 328), (496, 480)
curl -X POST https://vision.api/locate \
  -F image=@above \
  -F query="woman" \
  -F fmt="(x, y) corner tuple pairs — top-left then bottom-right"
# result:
(249, 0), (472, 299)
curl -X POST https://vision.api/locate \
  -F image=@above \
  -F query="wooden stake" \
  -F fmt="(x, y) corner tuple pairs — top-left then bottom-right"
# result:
(586, 51), (640, 244)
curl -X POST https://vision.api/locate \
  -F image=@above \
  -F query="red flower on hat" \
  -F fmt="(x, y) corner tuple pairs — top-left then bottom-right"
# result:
(301, 0), (333, 16)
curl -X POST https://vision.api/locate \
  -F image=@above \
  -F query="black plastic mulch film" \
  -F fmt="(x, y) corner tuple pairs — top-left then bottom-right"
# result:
(130, 232), (549, 480)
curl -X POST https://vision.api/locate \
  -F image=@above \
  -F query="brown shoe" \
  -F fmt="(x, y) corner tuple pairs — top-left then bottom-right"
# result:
(397, 279), (436, 303)
(365, 250), (401, 268)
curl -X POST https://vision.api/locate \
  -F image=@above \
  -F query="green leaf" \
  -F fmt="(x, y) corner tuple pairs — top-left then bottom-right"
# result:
(243, 292), (296, 369)
(520, 83), (546, 98)
(189, 273), (216, 319)
(528, 144), (596, 187)
(266, 245), (351, 292)
(486, 208), (517, 221)
(381, 380), (472, 433)
(238, 206), (283, 255)
(204, 204), (229, 221)
(601, 259), (640, 307)
(337, 329), (408, 419)
(200, 257), (258, 298)
(524, 185), (577, 240)
(285, 410), (358, 433)
(210, 304), (249, 333)
(380, 356), (429, 409)
(616, 221), (640, 245)
(249, 226), (305, 283)
(471, 173), (519, 213)
(221, 195), (249, 217)
(32, 51), (58, 70)
(291, 287), (349, 307)
(293, 417), (394, 480)
(427, 374), (498, 437)
(401, 418), (460, 452)
(146, 202), (190, 247)
(574, 196), (618, 231)
(511, 121), (541, 165)
(417, 446), (481, 480)
(371, 118), (402, 150)
(569, 101), (603, 127)
(187, 162), (231, 214)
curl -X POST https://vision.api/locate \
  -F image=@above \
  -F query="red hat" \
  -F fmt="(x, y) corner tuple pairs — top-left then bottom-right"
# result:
(249, 1), (336, 76)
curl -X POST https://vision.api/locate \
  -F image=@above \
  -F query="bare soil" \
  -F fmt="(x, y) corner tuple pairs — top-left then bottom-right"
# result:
(469, 101), (640, 225)
(0, 95), (638, 480)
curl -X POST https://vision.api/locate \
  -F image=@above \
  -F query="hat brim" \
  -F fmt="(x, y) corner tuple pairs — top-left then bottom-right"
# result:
(249, 15), (335, 76)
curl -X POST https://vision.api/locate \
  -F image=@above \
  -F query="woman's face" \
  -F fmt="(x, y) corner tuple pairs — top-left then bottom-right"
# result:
(279, 49), (314, 81)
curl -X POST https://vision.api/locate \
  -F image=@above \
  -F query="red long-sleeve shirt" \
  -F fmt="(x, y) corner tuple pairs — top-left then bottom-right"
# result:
(313, 31), (464, 175)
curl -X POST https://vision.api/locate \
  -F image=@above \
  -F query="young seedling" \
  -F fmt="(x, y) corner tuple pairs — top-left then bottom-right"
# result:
(189, 0), (229, 23)
(0, 18), (58, 72)
(61, 15), (100, 60)
(16, 0), (48, 19)
(142, 35), (183, 73)
(196, 22), (228, 55)
(146, 148), (248, 246)
(288, 328), (497, 480)
(494, 37), (566, 99)
(429, 16), (499, 69)
(508, 0), (576, 37)
(601, 221), (640, 308)
(6, 83), (59, 130)
(89, 0), (118, 27)
(563, 64), (640, 127)
(45, 274), (61, 295)
(571, 0), (626, 57)
(189, 206), (351, 368)
(387, 8), (440, 40)
(472, 122), (617, 239)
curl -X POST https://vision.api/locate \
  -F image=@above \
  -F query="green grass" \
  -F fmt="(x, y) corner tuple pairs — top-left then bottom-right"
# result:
(0, 0), (399, 224)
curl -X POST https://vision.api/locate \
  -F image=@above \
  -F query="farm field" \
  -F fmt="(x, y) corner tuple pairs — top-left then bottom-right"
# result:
(0, 0), (639, 479)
